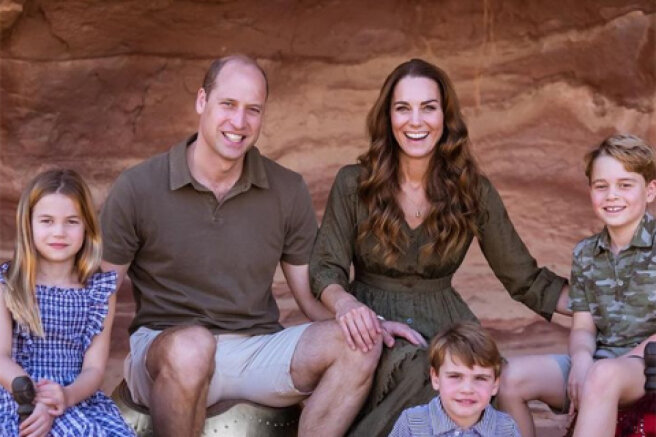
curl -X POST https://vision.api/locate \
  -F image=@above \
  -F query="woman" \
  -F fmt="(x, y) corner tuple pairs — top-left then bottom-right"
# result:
(309, 58), (570, 436)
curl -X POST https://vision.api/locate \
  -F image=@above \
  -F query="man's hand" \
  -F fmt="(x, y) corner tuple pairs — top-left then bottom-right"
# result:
(19, 402), (54, 437)
(380, 321), (427, 348)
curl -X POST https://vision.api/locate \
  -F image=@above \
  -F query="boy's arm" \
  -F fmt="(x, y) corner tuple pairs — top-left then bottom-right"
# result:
(281, 262), (333, 321)
(0, 287), (30, 392)
(567, 310), (597, 411)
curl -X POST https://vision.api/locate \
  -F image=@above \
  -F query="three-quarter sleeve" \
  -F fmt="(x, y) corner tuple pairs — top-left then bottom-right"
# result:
(310, 166), (361, 299)
(477, 178), (567, 321)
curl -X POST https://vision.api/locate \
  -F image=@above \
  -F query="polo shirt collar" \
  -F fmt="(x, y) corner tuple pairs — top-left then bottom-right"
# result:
(594, 212), (654, 255)
(429, 396), (495, 435)
(168, 133), (269, 191)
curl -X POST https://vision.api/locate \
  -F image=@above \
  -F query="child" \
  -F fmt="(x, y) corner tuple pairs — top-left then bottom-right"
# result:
(389, 322), (520, 436)
(0, 169), (135, 436)
(497, 134), (656, 437)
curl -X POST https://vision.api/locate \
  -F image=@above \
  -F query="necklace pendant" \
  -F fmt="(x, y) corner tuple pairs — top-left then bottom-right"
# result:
(415, 210), (421, 218)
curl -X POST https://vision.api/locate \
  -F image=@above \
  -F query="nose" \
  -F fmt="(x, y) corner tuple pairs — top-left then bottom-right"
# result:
(410, 108), (421, 126)
(460, 378), (474, 393)
(231, 107), (246, 129)
(606, 185), (620, 199)
(53, 222), (66, 237)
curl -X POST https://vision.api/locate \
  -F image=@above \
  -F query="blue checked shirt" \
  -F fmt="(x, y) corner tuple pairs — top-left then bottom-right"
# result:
(389, 396), (520, 437)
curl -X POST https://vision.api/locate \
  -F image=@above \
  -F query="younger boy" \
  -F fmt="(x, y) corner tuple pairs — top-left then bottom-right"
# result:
(389, 322), (520, 437)
(497, 134), (656, 437)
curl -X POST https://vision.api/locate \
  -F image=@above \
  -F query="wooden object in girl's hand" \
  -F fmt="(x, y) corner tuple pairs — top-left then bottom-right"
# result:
(11, 376), (35, 423)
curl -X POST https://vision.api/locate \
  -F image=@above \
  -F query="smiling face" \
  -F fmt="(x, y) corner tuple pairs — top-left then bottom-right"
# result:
(589, 154), (656, 243)
(430, 352), (499, 429)
(390, 75), (444, 162)
(31, 193), (85, 267)
(195, 60), (267, 164)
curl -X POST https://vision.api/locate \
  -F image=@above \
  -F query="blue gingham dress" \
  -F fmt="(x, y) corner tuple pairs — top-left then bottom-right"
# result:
(0, 263), (134, 436)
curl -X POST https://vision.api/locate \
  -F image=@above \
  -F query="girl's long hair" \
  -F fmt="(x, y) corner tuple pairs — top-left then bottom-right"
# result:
(358, 59), (481, 265)
(2, 169), (102, 336)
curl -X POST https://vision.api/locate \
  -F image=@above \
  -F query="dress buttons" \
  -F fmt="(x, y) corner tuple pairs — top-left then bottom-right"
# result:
(616, 279), (624, 286)
(406, 318), (413, 325)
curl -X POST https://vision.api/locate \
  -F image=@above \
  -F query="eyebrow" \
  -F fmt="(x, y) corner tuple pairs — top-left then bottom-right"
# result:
(591, 177), (639, 183)
(393, 99), (440, 105)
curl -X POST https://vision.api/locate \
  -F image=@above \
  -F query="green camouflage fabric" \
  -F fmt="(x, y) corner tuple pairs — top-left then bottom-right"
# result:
(569, 212), (656, 357)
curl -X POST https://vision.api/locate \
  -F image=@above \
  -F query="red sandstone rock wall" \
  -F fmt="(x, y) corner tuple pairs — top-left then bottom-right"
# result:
(1, 0), (655, 326)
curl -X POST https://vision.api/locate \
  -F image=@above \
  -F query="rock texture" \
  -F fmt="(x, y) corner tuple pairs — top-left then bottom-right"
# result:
(1, 2), (655, 433)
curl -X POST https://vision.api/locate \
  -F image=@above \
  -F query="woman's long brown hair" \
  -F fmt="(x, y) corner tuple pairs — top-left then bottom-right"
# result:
(357, 58), (481, 265)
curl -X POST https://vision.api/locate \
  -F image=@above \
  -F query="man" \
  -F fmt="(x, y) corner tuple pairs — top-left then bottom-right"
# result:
(100, 55), (381, 436)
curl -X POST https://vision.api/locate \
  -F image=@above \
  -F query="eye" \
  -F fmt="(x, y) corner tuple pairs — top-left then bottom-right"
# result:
(394, 105), (410, 113)
(422, 104), (438, 111)
(67, 218), (81, 225)
(248, 106), (262, 115)
(593, 183), (608, 190)
(220, 101), (234, 108)
(40, 218), (53, 224)
(475, 375), (490, 381)
(619, 183), (634, 189)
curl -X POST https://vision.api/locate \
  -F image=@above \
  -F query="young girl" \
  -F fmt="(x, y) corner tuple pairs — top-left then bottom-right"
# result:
(0, 169), (134, 436)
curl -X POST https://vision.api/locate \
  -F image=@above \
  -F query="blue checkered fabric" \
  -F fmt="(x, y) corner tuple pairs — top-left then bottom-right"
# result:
(0, 262), (134, 436)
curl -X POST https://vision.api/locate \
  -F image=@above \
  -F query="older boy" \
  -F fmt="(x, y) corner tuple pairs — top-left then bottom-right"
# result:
(389, 322), (520, 437)
(498, 134), (656, 437)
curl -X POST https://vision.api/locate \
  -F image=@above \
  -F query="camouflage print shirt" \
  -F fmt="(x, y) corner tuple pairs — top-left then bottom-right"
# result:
(569, 212), (656, 357)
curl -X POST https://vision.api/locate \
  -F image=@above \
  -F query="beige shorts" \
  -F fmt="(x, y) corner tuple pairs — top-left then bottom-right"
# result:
(124, 324), (312, 408)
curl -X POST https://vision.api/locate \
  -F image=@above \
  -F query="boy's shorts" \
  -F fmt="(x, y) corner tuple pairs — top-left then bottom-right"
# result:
(124, 324), (313, 408)
(549, 352), (644, 414)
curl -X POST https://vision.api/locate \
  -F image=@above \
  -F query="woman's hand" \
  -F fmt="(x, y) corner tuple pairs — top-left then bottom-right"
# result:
(18, 402), (54, 437)
(380, 321), (427, 348)
(567, 353), (593, 415)
(333, 295), (382, 353)
(35, 379), (67, 416)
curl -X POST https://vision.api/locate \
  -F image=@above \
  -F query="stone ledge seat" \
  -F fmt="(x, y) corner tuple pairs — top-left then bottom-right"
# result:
(111, 380), (301, 437)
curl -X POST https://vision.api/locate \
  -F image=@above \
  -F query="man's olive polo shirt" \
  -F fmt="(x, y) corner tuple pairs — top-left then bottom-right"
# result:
(101, 134), (317, 335)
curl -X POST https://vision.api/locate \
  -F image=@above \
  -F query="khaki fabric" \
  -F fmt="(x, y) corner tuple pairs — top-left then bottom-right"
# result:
(101, 134), (317, 335)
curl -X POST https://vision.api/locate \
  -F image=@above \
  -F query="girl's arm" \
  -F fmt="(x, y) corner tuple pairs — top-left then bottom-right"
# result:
(36, 293), (117, 412)
(281, 262), (333, 322)
(0, 287), (29, 392)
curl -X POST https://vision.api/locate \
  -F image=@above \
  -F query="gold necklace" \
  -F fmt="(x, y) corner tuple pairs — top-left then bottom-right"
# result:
(401, 188), (425, 218)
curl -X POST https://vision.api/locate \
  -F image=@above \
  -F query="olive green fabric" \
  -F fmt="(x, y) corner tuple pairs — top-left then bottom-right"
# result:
(310, 164), (567, 436)
(570, 212), (656, 357)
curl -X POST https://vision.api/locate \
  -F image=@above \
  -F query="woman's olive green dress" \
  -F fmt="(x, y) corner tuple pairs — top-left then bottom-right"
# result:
(309, 165), (566, 437)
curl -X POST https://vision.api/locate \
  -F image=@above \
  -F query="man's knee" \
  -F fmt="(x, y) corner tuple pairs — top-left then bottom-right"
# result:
(149, 325), (217, 383)
(321, 321), (382, 375)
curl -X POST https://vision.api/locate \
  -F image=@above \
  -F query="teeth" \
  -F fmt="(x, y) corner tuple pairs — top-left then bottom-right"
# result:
(605, 206), (624, 212)
(224, 133), (244, 142)
(405, 132), (428, 140)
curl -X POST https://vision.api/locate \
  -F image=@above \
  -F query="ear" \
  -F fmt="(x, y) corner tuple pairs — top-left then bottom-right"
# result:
(491, 376), (500, 397)
(195, 88), (207, 115)
(646, 179), (656, 203)
(430, 367), (440, 391)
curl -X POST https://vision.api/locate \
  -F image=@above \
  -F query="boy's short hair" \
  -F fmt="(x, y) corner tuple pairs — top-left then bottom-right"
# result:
(585, 134), (656, 183)
(428, 322), (502, 378)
